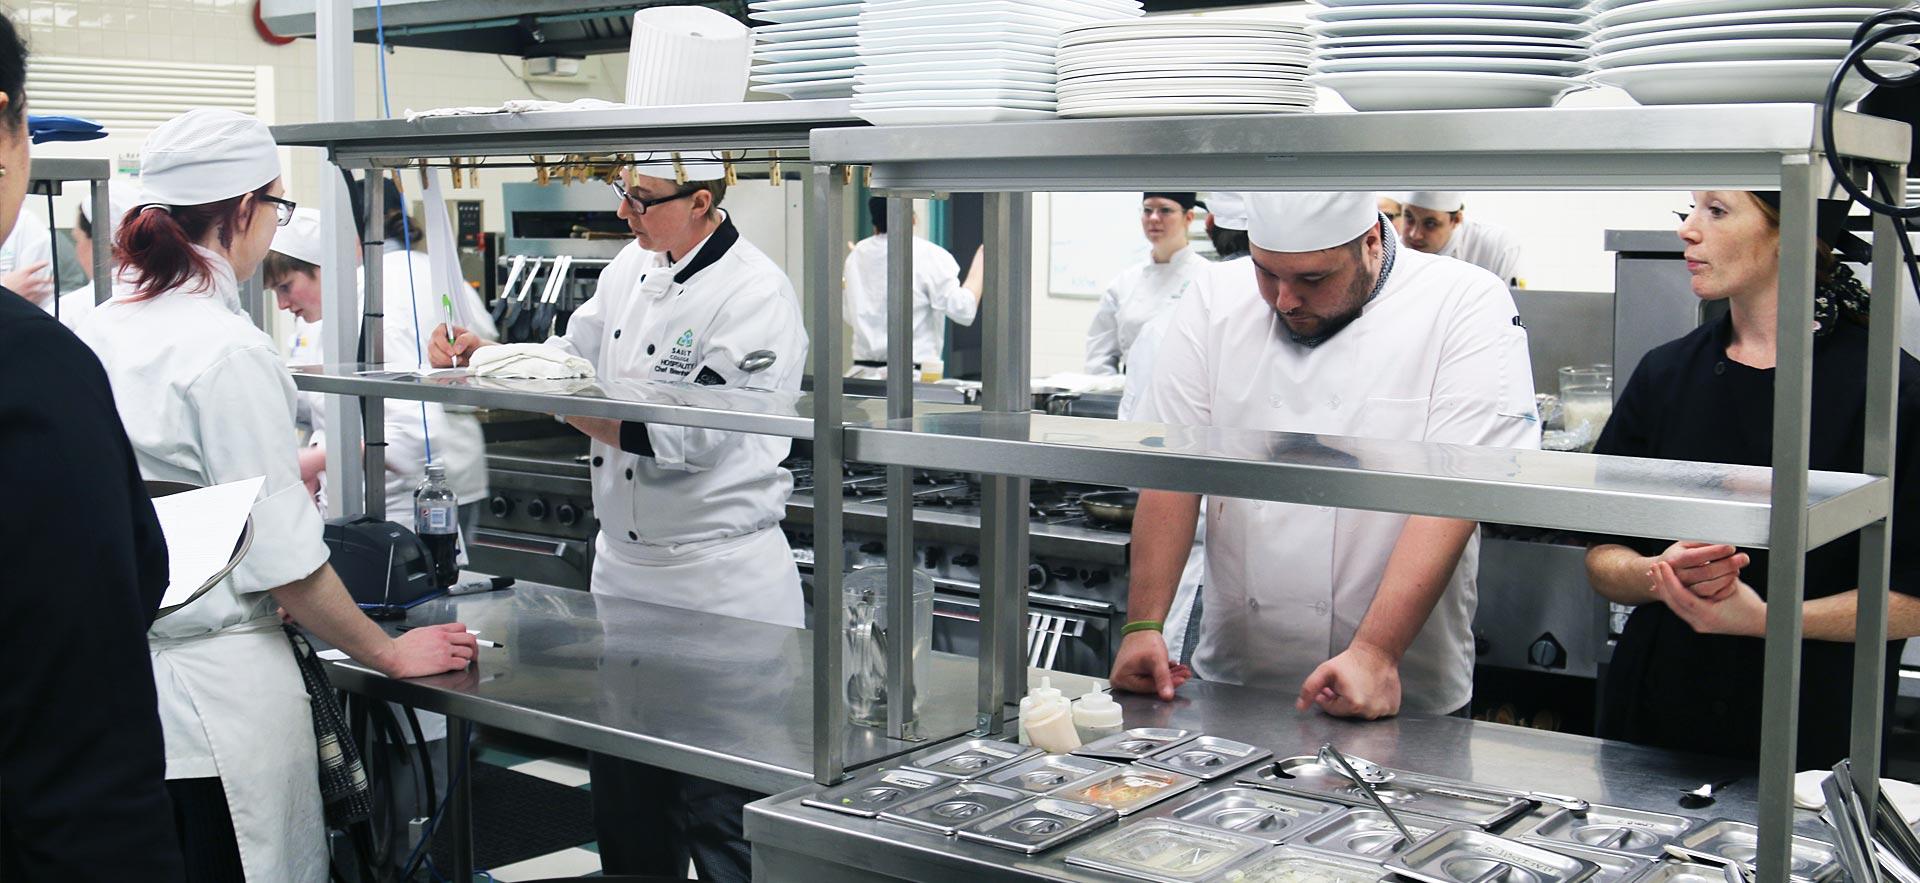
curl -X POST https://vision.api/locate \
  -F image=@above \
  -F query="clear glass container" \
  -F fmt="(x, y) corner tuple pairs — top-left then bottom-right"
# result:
(1557, 364), (1614, 453)
(843, 566), (933, 728)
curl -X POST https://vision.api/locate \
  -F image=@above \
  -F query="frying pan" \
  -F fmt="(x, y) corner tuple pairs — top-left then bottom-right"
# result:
(1080, 490), (1137, 527)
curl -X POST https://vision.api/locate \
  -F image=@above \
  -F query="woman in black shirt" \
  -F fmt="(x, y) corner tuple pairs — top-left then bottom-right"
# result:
(1586, 189), (1920, 771)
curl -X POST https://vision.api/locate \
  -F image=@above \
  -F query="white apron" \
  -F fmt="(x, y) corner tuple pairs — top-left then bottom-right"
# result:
(591, 527), (804, 629)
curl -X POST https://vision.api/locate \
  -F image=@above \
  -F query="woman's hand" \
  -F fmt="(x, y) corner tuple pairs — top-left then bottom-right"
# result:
(3, 261), (52, 305)
(427, 324), (490, 368)
(1652, 541), (1750, 602)
(1650, 561), (1767, 637)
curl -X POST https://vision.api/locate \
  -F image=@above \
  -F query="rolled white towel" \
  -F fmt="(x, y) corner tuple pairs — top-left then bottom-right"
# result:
(1794, 769), (1920, 819)
(468, 343), (595, 380)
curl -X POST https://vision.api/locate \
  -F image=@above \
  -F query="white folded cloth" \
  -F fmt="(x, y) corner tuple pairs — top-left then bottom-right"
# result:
(404, 98), (625, 122)
(1794, 769), (1920, 818)
(468, 344), (595, 380)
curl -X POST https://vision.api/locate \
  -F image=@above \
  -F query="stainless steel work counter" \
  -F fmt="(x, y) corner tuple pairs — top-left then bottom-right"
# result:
(322, 583), (983, 794)
(746, 679), (1823, 882)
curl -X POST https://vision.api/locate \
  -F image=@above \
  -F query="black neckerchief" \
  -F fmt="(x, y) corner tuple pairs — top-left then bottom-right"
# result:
(671, 213), (740, 285)
(1290, 213), (1397, 348)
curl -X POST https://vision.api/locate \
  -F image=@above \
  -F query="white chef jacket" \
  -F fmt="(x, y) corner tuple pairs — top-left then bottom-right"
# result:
(548, 214), (807, 627)
(1085, 246), (1210, 375)
(77, 247), (332, 882)
(1437, 217), (1523, 284)
(843, 233), (976, 371)
(289, 248), (496, 515)
(8, 207), (55, 312)
(53, 283), (96, 329)
(1139, 244), (1540, 714)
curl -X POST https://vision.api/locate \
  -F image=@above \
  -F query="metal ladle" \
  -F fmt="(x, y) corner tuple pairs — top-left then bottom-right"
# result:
(1321, 742), (1419, 851)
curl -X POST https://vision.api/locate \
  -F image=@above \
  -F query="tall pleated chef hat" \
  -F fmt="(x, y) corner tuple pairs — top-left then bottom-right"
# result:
(1404, 191), (1466, 213)
(270, 207), (325, 267)
(139, 109), (280, 207)
(628, 151), (728, 184)
(1247, 191), (1379, 253)
(1205, 192), (1250, 232)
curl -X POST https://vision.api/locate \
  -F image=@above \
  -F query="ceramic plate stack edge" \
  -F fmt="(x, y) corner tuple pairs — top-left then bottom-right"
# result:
(850, 0), (1145, 125)
(1581, 0), (1917, 104)
(1056, 18), (1316, 119)
(1307, 0), (1594, 110)
(750, 0), (864, 100)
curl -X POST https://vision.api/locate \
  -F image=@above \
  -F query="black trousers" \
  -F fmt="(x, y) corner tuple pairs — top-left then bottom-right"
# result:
(166, 777), (245, 883)
(587, 754), (753, 882)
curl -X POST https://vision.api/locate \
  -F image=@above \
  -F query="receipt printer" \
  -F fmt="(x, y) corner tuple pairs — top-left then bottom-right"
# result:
(323, 516), (437, 616)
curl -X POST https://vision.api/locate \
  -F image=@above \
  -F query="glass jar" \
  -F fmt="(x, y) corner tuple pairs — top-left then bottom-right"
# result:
(1557, 364), (1614, 452)
(843, 566), (934, 728)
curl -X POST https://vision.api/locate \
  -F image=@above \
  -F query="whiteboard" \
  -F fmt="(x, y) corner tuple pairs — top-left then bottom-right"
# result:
(1048, 192), (1148, 300)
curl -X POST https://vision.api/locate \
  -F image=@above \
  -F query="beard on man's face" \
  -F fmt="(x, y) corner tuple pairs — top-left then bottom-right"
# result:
(1277, 258), (1375, 348)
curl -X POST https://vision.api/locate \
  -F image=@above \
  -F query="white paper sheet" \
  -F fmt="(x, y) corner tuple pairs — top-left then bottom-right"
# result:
(150, 476), (265, 610)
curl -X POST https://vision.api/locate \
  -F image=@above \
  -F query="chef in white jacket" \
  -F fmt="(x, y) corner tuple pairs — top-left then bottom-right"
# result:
(431, 153), (804, 882)
(75, 108), (475, 882)
(267, 206), (496, 530)
(1111, 191), (1539, 720)
(1398, 190), (1524, 285)
(1085, 192), (1212, 375)
(52, 178), (141, 329)
(843, 194), (983, 379)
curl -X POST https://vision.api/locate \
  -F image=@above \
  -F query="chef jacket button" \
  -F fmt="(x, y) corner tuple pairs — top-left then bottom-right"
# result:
(592, 456), (604, 467)
(1714, 361), (1726, 376)
(627, 530), (638, 541)
(1268, 394), (1282, 408)
(625, 468), (634, 480)
(647, 344), (656, 356)
(1312, 600), (1329, 616)
(1329, 396), (1341, 409)
(1250, 598), (1260, 610)
(614, 329), (622, 339)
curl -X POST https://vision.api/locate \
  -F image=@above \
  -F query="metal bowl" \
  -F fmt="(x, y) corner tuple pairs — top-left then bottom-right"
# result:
(146, 480), (254, 621)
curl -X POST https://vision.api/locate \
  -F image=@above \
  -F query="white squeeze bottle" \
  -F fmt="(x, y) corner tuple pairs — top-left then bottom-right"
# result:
(1073, 690), (1125, 743)
(1017, 678), (1067, 747)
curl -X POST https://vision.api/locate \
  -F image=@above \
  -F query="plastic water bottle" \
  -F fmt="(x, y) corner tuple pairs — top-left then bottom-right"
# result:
(414, 461), (460, 590)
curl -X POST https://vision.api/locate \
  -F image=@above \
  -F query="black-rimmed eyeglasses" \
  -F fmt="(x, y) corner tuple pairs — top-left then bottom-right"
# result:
(608, 180), (696, 215)
(259, 193), (297, 227)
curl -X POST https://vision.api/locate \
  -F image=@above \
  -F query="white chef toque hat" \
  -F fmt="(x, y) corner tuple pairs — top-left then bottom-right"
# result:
(270, 207), (325, 267)
(1247, 191), (1380, 253)
(1205, 191), (1250, 232)
(139, 109), (281, 207)
(79, 179), (145, 230)
(628, 151), (728, 184)
(1404, 191), (1466, 213)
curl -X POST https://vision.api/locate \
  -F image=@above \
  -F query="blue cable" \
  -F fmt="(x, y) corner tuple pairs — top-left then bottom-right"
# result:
(374, 0), (435, 468)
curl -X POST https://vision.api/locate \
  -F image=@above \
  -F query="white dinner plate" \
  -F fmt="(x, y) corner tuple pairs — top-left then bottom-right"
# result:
(863, 0), (1139, 14)
(751, 81), (854, 98)
(860, 32), (1061, 53)
(1061, 68), (1311, 83)
(753, 55), (860, 74)
(750, 72), (853, 87)
(1591, 0), (1905, 30)
(1592, 7), (1901, 43)
(854, 106), (1057, 125)
(860, 21), (1062, 41)
(750, 0), (859, 11)
(852, 96), (1056, 110)
(1592, 20), (1871, 53)
(751, 5), (860, 25)
(859, 8), (1104, 30)
(1586, 57), (1909, 104)
(1059, 101), (1312, 118)
(858, 68), (1058, 86)
(1318, 42), (1588, 59)
(753, 66), (859, 83)
(1318, 0), (1583, 7)
(1312, 69), (1584, 109)
(754, 19), (857, 36)
(851, 86), (1056, 102)
(1059, 43), (1312, 65)
(1317, 32), (1589, 47)
(755, 46), (861, 62)
(1310, 4), (1591, 23)
(856, 54), (1059, 75)
(1063, 17), (1308, 34)
(1592, 37), (1918, 68)
(1312, 55), (1587, 74)
(1060, 28), (1316, 49)
(1308, 17), (1592, 38)
(1059, 85), (1316, 103)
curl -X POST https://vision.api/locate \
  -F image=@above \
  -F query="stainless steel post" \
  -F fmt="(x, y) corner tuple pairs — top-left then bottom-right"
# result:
(1851, 165), (1904, 811)
(240, 269), (269, 331)
(316, 0), (363, 518)
(88, 181), (110, 305)
(977, 191), (1033, 733)
(1756, 155), (1817, 883)
(363, 175), (388, 520)
(446, 717), (474, 881)
(810, 164), (850, 783)
(885, 193), (919, 741)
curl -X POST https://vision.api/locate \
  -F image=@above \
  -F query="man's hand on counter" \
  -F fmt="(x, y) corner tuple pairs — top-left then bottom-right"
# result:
(374, 622), (480, 678)
(1296, 641), (1402, 720)
(428, 323), (490, 368)
(1110, 630), (1192, 701)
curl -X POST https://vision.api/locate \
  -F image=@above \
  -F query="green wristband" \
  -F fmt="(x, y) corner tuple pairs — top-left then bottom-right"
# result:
(1121, 620), (1164, 636)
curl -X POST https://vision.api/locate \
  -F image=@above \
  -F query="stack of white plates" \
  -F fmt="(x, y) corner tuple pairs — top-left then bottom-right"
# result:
(850, 0), (1143, 125)
(1583, 0), (1917, 105)
(1306, 0), (1593, 110)
(749, 0), (863, 100)
(1054, 19), (1316, 118)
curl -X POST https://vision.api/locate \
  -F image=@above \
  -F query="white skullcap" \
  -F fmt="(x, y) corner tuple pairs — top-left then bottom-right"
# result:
(1247, 192), (1379, 253)
(270, 207), (325, 267)
(79, 178), (145, 228)
(629, 151), (727, 184)
(1205, 192), (1249, 232)
(140, 109), (279, 207)
(1404, 191), (1465, 212)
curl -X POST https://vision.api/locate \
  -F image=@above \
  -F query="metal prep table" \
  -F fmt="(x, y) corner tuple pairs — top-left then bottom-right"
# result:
(747, 678), (1819, 883)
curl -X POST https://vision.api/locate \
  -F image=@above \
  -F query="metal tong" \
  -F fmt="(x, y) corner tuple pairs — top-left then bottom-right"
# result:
(1320, 742), (1420, 850)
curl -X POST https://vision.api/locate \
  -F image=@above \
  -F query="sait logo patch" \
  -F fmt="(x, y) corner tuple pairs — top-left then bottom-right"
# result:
(677, 329), (695, 347)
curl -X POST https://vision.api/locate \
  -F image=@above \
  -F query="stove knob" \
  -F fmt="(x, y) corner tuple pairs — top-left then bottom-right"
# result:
(1027, 564), (1047, 588)
(556, 503), (579, 526)
(1528, 634), (1567, 670)
(488, 496), (512, 518)
(923, 547), (944, 569)
(1085, 570), (1110, 588)
(953, 552), (979, 568)
(859, 541), (885, 556)
(1050, 565), (1077, 581)
(526, 498), (549, 520)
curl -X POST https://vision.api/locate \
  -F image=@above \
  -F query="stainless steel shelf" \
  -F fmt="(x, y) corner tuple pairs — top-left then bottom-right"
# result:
(812, 104), (1909, 191)
(843, 411), (1888, 550)
(27, 157), (111, 183)
(270, 100), (862, 168)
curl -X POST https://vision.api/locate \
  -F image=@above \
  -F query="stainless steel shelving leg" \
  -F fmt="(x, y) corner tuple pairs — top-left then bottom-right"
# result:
(1852, 164), (1905, 812)
(446, 717), (474, 881)
(885, 193), (920, 741)
(810, 164), (850, 784)
(316, 0), (363, 518)
(1757, 155), (1818, 883)
(976, 192), (1034, 733)
(88, 181), (110, 306)
(363, 176), (387, 519)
